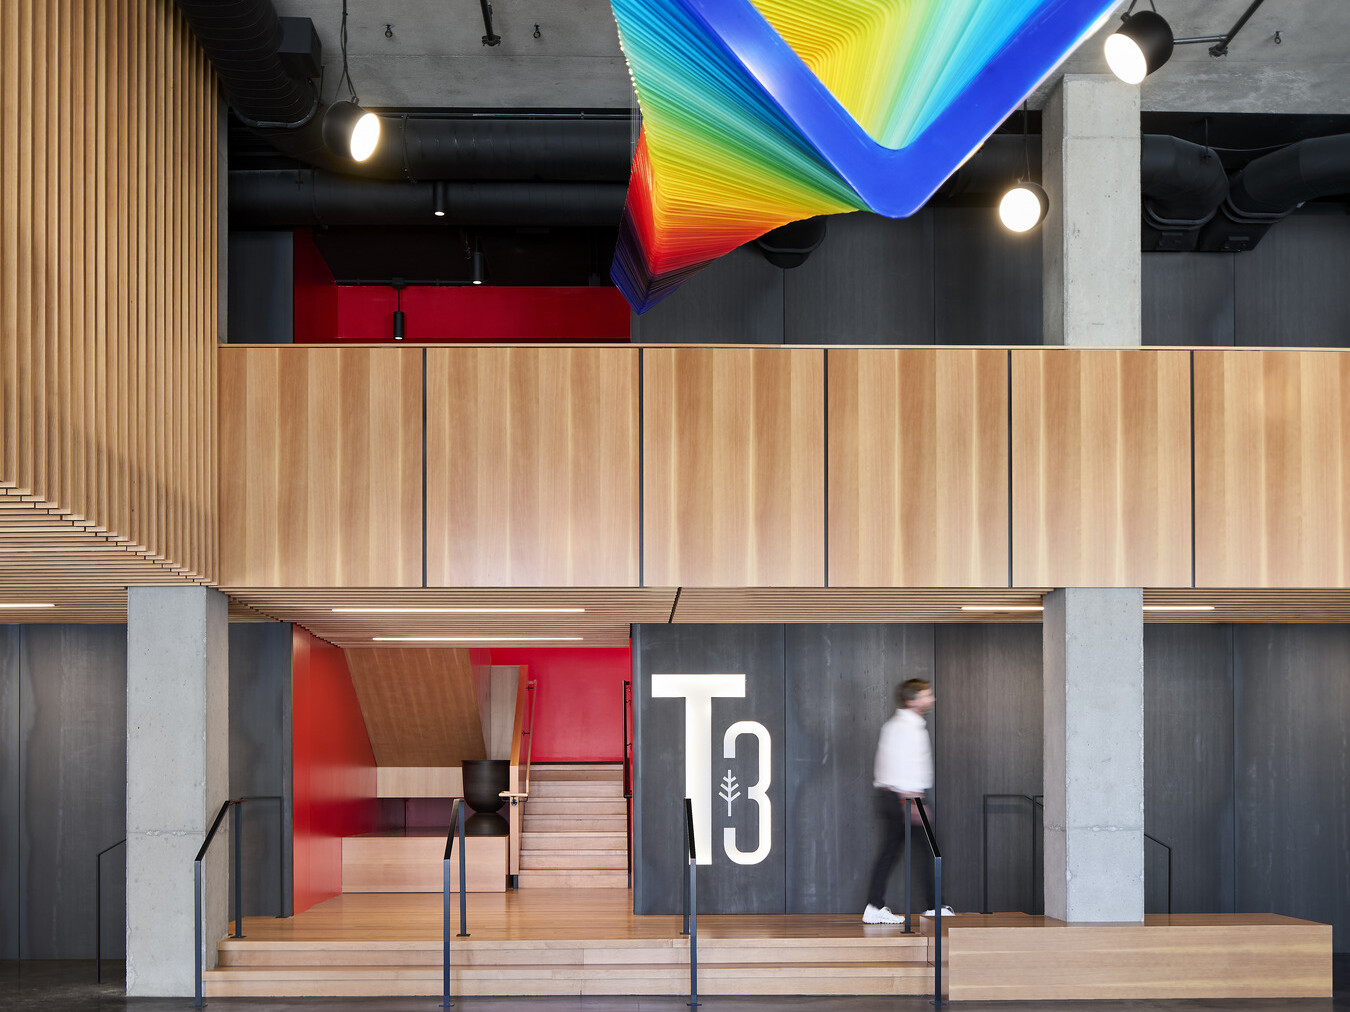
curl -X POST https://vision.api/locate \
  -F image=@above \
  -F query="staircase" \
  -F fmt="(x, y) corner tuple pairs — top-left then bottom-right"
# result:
(518, 763), (628, 888)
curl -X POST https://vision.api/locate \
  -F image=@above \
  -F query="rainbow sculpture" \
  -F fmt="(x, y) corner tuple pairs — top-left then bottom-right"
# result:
(610, 0), (1118, 312)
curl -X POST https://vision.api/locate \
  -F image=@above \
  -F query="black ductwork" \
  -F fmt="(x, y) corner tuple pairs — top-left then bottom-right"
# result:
(1140, 135), (1229, 251)
(1198, 133), (1350, 252)
(230, 169), (626, 228)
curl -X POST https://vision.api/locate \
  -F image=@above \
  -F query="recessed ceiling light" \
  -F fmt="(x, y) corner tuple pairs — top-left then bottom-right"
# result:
(960, 605), (1043, 612)
(1142, 605), (1215, 612)
(372, 636), (585, 642)
(0, 602), (56, 609)
(334, 607), (585, 614)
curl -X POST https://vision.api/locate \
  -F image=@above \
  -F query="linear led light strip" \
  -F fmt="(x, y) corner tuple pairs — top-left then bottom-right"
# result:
(373, 636), (584, 643)
(334, 607), (585, 614)
(0, 603), (56, 609)
(960, 605), (1215, 612)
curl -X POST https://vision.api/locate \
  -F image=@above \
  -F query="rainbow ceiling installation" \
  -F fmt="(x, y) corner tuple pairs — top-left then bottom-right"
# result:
(609, 0), (1118, 313)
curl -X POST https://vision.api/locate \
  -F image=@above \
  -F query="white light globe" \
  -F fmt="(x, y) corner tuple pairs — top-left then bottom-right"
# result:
(999, 185), (1046, 233)
(350, 112), (381, 161)
(1104, 32), (1148, 85)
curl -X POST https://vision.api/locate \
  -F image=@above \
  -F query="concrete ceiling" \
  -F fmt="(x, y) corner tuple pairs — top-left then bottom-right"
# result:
(273, 0), (1350, 115)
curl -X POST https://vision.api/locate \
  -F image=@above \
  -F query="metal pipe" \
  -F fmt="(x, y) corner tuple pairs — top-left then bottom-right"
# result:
(902, 799), (914, 935)
(232, 803), (244, 939)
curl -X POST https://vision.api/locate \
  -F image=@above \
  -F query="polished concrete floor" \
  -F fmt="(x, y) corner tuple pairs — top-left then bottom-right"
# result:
(2, 958), (1348, 1012)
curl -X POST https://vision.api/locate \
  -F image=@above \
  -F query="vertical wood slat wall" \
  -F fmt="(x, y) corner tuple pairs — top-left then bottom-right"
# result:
(0, 0), (217, 585)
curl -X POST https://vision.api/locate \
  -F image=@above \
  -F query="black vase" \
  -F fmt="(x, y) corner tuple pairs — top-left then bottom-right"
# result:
(461, 759), (510, 836)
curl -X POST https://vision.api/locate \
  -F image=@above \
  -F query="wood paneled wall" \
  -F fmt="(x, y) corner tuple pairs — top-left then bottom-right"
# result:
(1195, 351), (1350, 587)
(425, 348), (639, 587)
(1012, 350), (1192, 587)
(218, 348), (422, 586)
(829, 348), (1008, 587)
(0, 0), (218, 596)
(643, 348), (825, 587)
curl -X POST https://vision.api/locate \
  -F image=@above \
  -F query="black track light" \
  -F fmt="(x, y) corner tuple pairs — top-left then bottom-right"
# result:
(323, 101), (381, 161)
(1106, 10), (1174, 83)
(471, 249), (485, 285)
(999, 182), (1049, 232)
(392, 280), (406, 341)
(432, 182), (447, 218)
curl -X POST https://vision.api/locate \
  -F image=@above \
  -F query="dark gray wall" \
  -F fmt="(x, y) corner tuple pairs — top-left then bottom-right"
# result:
(0, 625), (127, 960)
(229, 624), (294, 917)
(631, 208), (1350, 347)
(227, 230), (294, 344)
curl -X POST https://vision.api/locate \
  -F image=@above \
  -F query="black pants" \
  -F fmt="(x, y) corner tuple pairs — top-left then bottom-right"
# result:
(865, 788), (934, 912)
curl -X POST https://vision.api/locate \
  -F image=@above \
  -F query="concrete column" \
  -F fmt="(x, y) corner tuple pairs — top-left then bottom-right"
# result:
(1042, 588), (1144, 922)
(1041, 74), (1141, 347)
(126, 586), (229, 995)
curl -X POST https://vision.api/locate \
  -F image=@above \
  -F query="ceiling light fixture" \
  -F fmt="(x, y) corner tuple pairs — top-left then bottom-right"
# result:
(0, 602), (56, 609)
(372, 636), (585, 643)
(471, 240), (486, 285)
(960, 605), (1044, 612)
(999, 101), (1048, 233)
(1106, 0), (1268, 84)
(323, 0), (381, 161)
(334, 607), (586, 614)
(391, 279), (406, 341)
(433, 181), (446, 218)
(1142, 605), (1216, 612)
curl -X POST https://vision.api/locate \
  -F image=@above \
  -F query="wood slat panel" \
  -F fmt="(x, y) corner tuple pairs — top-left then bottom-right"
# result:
(219, 348), (423, 587)
(1195, 350), (1350, 587)
(342, 833), (506, 892)
(0, 0), (217, 602)
(828, 348), (1008, 587)
(344, 648), (485, 766)
(643, 348), (825, 587)
(376, 767), (465, 798)
(1011, 349), (1192, 587)
(426, 347), (639, 587)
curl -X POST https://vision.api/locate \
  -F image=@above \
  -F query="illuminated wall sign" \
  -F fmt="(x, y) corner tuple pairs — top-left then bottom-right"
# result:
(608, 0), (1118, 312)
(652, 673), (773, 865)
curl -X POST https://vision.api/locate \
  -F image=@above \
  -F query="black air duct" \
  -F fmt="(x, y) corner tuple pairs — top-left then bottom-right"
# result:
(1198, 134), (1350, 251)
(1140, 135), (1228, 251)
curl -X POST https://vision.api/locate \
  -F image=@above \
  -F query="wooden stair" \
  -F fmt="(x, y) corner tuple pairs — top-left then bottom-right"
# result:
(518, 763), (629, 889)
(206, 933), (933, 997)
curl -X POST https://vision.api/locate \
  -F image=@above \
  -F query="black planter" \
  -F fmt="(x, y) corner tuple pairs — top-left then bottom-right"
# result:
(461, 759), (510, 836)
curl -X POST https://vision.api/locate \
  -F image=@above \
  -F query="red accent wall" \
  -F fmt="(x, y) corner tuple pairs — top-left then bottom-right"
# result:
(489, 647), (632, 762)
(291, 627), (379, 913)
(293, 228), (339, 343)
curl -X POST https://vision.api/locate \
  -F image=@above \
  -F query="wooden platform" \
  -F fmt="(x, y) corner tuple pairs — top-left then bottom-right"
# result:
(203, 891), (1332, 1000)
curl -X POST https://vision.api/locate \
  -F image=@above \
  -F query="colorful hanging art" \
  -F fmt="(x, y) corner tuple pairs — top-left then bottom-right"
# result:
(609, 0), (1118, 312)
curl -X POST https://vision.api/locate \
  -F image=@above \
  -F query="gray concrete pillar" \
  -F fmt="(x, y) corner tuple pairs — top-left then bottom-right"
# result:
(126, 586), (229, 995)
(1042, 588), (1144, 922)
(1041, 74), (1141, 347)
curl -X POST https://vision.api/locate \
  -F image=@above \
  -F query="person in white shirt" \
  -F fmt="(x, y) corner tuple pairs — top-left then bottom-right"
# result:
(863, 678), (940, 924)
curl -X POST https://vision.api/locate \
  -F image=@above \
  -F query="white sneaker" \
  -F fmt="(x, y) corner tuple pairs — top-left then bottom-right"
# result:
(862, 904), (905, 924)
(922, 906), (956, 916)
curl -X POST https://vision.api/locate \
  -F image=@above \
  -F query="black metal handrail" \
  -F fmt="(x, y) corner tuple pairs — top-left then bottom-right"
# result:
(980, 793), (1173, 915)
(622, 679), (633, 887)
(682, 797), (699, 1007)
(193, 795), (288, 1007)
(441, 798), (468, 1008)
(905, 798), (946, 1007)
(95, 837), (126, 983)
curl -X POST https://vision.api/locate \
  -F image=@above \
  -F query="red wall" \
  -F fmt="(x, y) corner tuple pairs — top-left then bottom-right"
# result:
(489, 647), (632, 762)
(291, 232), (629, 343)
(291, 627), (379, 913)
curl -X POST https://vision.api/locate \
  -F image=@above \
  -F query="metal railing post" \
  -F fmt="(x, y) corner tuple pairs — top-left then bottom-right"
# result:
(457, 801), (469, 938)
(684, 798), (699, 1007)
(914, 799), (945, 1007)
(194, 857), (204, 1008)
(902, 798), (914, 934)
(231, 802), (244, 939)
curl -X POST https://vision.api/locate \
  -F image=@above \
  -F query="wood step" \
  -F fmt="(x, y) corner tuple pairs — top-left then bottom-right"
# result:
(518, 830), (625, 850)
(525, 798), (627, 815)
(523, 814), (626, 832)
(529, 766), (623, 782)
(520, 850), (628, 870)
(527, 780), (624, 798)
(516, 869), (629, 888)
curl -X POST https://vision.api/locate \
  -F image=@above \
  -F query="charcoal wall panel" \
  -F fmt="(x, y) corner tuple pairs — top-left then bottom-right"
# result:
(935, 624), (1043, 915)
(1144, 625), (1235, 915)
(784, 624), (934, 913)
(632, 247), (785, 345)
(0, 628), (18, 959)
(1234, 624), (1350, 950)
(634, 624), (786, 914)
(933, 207), (1042, 345)
(1142, 253), (1235, 347)
(229, 624), (294, 917)
(227, 231), (294, 344)
(19, 625), (127, 959)
(1235, 214), (1350, 347)
(783, 212), (935, 345)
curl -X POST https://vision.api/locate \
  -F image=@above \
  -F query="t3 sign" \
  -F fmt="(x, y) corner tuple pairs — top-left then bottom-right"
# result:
(652, 673), (771, 866)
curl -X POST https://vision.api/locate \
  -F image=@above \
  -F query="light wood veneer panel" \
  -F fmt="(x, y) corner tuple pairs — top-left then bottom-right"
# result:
(342, 833), (505, 892)
(1195, 350), (1350, 587)
(0, 0), (218, 591)
(829, 348), (1007, 587)
(426, 348), (638, 587)
(644, 348), (825, 587)
(344, 648), (485, 767)
(1012, 349), (1191, 587)
(219, 347), (422, 587)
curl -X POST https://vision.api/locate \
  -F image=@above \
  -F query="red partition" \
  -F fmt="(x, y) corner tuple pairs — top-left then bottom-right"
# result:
(291, 627), (378, 913)
(489, 646), (632, 762)
(293, 229), (339, 343)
